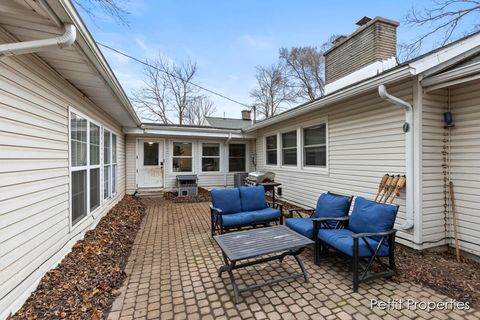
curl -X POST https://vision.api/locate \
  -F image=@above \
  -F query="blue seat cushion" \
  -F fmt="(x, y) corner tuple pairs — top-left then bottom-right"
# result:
(211, 188), (242, 215)
(314, 193), (351, 219)
(348, 197), (398, 237)
(222, 212), (255, 227)
(239, 186), (268, 211)
(318, 229), (390, 257)
(286, 218), (314, 239)
(248, 207), (281, 223)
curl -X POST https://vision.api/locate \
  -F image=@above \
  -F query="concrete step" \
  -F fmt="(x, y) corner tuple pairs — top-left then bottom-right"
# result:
(136, 188), (164, 198)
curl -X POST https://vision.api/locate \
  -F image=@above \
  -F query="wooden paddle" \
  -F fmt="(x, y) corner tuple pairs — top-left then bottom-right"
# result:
(449, 181), (461, 262)
(389, 175), (406, 204)
(375, 174), (390, 202)
(383, 175), (400, 203)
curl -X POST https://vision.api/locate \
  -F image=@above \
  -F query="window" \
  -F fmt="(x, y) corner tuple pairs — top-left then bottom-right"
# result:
(282, 130), (297, 165)
(229, 144), (246, 172)
(71, 112), (87, 225)
(70, 110), (118, 226)
(143, 142), (159, 166)
(89, 123), (100, 211)
(202, 143), (220, 172)
(70, 112), (101, 226)
(266, 135), (277, 165)
(173, 142), (193, 172)
(303, 124), (326, 167)
(103, 129), (117, 199)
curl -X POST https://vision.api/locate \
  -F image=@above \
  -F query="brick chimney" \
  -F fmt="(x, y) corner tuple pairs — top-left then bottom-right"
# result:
(324, 16), (399, 85)
(241, 109), (251, 121)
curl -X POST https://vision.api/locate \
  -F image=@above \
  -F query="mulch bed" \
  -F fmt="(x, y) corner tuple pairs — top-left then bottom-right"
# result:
(9, 195), (146, 320)
(271, 195), (480, 308)
(393, 245), (480, 307)
(164, 187), (211, 203)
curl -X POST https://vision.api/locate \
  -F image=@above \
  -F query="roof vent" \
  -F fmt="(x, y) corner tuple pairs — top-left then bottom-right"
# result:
(356, 16), (372, 27)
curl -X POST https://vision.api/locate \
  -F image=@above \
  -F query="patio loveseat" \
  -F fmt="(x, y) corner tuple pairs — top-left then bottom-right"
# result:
(315, 197), (399, 291)
(210, 185), (283, 235)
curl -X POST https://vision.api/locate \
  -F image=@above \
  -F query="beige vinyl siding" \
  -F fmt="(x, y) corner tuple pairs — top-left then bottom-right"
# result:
(449, 80), (480, 256)
(256, 80), (413, 244)
(421, 89), (449, 247)
(125, 136), (254, 191)
(0, 38), (126, 317)
(126, 135), (137, 194)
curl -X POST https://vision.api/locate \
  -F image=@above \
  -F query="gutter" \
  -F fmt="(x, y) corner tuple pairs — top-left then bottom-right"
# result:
(224, 132), (233, 187)
(244, 65), (412, 133)
(0, 24), (76, 57)
(378, 85), (414, 230)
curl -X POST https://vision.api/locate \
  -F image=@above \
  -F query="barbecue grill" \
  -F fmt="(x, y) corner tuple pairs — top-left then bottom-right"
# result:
(244, 171), (275, 185)
(244, 171), (281, 203)
(176, 175), (198, 196)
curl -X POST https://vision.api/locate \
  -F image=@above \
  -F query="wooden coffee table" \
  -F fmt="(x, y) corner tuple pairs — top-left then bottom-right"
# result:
(214, 226), (314, 303)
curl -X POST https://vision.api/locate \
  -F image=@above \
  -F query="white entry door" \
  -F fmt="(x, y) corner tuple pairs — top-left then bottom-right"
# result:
(138, 139), (164, 188)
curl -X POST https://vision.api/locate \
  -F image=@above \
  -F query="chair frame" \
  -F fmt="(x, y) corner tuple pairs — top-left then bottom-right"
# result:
(314, 204), (400, 292)
(210, 201), (283, 235)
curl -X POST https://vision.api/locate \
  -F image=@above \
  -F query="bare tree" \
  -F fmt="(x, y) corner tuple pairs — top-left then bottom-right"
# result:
(401, 0), (480, 60)
(185, 96), (217, 125)
(250, 63), (298, 119)
(164, 59), (198, 125)
(130, 58), (171, 123)
(279, 47), (325, 100)
(131, 55), (216, 125)
(73, 0), (130, 25)
(278, 35), (340, 101)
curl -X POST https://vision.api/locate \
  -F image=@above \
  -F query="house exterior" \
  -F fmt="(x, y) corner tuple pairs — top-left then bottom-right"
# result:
(1, 2), (480, 318)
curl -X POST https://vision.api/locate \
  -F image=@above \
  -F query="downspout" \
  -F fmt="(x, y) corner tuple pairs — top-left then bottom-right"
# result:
(378, 84), (414, 230)
(0, 24), (76, 57)
(224, 132), (232, 187)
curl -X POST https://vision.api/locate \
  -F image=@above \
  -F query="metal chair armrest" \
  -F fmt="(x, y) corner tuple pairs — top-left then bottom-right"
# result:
(351, 229), (397, 239)
(311, 216), (350, 222)
(286, 207), (315, 218)
(210, 205), (223, 215)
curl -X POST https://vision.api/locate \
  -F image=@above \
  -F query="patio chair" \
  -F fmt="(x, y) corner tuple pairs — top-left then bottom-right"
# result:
(315, 197), (399, 292)
(210, 185), (283, 235)
(285, 192), (353, 263)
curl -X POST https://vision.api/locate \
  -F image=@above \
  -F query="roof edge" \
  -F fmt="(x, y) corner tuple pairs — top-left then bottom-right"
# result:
(52, 0), (141, 126)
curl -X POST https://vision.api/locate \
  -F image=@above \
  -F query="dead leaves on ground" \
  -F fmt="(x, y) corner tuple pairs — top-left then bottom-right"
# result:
(9, 195), (145, 320)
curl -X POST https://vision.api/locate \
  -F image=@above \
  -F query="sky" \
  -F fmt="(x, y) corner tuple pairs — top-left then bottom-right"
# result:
(78, 0), (474, 119)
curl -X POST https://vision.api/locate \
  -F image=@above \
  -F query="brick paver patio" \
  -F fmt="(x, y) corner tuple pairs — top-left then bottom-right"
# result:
(108, 200), (479, 320)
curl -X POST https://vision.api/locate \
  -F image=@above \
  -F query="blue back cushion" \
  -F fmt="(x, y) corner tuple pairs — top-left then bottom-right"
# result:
(239, 186), (267, 211)
(348, 197), (398, 235)
(313, 193), (351, 218)
(211, 188), (242, 214)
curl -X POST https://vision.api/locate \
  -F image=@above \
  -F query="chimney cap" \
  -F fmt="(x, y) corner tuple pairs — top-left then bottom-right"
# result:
(241, 109), (251, 120)
(356, 16), (372, 26)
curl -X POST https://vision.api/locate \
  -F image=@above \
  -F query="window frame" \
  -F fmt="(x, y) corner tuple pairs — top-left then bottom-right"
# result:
(262, 117), (328, 174)
(281, 129), (298, 167)
(103, 128), (118, 200)
(171, 140), (194, 174)
(68, 107), (106, 230)
(227, 143), (247, 173)
(200, 142), (221, 173)
(302, 123), (327, 168)
(265, 134), (278, 166)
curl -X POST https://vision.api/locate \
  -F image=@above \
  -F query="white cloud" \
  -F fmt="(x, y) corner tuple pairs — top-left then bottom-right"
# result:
(240, 33), (276, 50)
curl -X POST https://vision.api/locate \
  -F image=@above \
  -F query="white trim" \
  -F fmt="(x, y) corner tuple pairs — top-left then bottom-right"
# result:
(200, 142), (222, 173)
(299, 117), (329, 173)
(264, 134), (278, 166)
(136, 138), (165, 188)
(170, 140), (194, 175)
(244, 66), (412, 132)
(68, 107), (104, 231)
